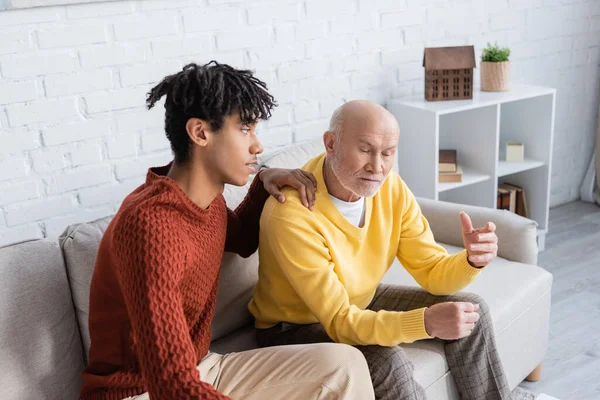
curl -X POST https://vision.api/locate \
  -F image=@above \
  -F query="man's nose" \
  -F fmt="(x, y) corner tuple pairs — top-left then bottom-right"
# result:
(367, 155), (384, 174)
(250, 135), (264, 155)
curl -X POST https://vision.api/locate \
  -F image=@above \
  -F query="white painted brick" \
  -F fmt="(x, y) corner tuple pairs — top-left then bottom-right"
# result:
(351, 70), (396, 91)
(114, 15), (178, 41)
(306, 36), (355, 59)
(482, 0), (508, 13)
(0, 7), (60, 27)
(331, 14), (377, 35)
(139, 0), (198, 10)
(319, 99), (344, 118)
(381, 46), (422, 65)
(293, 101), (319, 123)
(120, 61), (182, 87)
(248, 3), (300, 25)
(263, 105), (292, 129)
(0, 181), (39, 206)
(397, 61), (423, 81)
(590, 16), (600, 31)
(66, 2), (135, 19)
(249, 44), (304, 70)
(278, 60), (330, 82)
(116, 109), (163, 133)
(31, 147), (66, 174)
(180, 51), (245, 69)
(43, 119), (112, 147)
(511, 0), (544, 10)
(38, 24), (108, 49)
(0, 224), (43, 247)
(256, 127), (293, 152)
(152, 35), (212, 58)
(80, 43), (149, 68)
(6, 98), (78, 127)
(404, 25), (445, 44)
(216, 28), (271, 51)
(293, 119), (329, 142)
(381, 9), (425, 28)
(538, 37), (573, 55)
(359, 0), (407, 13)
(43, 207), (113, 239)
(296, 21), (328, 42)
(0, 156), (27, 182)
(115, 152), (172, 180)
(295, 76), (350, 100)
(306, 0), (356, 19)
(0, 28), (32, 55)
(267, 82), (295, 104)
(5, 194), (73, 226)
(0, 51), (77, 78)
(333, 53), (381, 74)
(106, 134), (138, 159)
(0, 81), (38, 105)
(358, 30), (402, 52)
(55, 164), (112, 192)
(0, 130), (39, 154)
(275, 23), (295, 45)
(78, 179), (140, 207)
(85, 88), (145, 113)
(208, 0), (246, 3)
(141, 130), (170, 153)
(44, 70), (113, 97)
(69, 141), (103, 167)
(183, 9), (244, 32)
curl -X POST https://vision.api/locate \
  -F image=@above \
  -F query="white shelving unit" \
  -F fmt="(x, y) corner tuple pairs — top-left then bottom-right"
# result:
(386, 83), (556, 251)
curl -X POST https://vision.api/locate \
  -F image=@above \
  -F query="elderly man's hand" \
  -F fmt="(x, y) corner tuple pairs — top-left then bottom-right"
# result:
(259, 168), (317, 210)
(460, 211), (498, 268)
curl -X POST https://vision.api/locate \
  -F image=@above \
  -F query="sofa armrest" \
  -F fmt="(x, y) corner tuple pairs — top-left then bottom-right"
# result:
(416, 197), (539, 265)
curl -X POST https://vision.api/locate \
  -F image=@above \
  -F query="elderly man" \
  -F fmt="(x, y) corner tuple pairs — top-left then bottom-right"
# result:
(248, 100), (512, 400)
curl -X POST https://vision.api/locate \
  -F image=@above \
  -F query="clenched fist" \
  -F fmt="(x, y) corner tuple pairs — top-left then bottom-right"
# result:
(424, 302), (480, 340)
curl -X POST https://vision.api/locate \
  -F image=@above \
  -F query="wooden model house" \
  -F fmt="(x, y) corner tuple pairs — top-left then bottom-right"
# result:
(423, 45), (476, 101)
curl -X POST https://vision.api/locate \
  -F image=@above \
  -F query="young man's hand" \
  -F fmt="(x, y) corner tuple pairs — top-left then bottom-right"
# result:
(259, 168), (317, 210)
(424, 302), (480, 340)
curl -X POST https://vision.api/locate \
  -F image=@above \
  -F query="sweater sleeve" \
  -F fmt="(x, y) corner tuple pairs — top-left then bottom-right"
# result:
(263, 209), (432, 346)
(396, 179), (482, 296)
(114, 210), (230, 400)
(225, 172), (270, 257)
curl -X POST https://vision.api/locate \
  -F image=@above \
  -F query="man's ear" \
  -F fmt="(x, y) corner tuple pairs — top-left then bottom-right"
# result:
(186, 118), (210, 147)
(323, 131), (336, 154)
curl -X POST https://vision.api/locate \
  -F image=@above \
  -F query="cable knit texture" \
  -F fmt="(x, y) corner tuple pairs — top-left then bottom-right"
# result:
(81, 164), (269, 400)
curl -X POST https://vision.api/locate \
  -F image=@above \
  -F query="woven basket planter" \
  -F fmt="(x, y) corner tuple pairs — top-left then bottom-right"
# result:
(480, 61), (510, 92)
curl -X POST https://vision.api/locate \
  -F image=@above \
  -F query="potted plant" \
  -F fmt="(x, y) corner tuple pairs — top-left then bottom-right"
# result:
(480, 42), (511, 92)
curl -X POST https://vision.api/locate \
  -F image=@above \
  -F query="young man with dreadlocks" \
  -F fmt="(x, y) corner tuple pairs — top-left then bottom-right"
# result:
(80, 62), (374, 400)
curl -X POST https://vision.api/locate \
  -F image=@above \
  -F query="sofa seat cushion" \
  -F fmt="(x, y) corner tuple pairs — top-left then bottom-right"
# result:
(0, 240), (85, 400)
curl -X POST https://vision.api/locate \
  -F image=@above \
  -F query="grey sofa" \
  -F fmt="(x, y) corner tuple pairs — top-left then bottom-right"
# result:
(0, 140), (553, 400)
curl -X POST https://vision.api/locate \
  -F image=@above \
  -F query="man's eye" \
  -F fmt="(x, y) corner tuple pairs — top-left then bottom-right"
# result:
(242, 129), (250, 135)
(360, 149), (369, 153)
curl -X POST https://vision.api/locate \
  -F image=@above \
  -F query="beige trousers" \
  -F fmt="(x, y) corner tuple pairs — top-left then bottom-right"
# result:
(125, 343), (374, 400)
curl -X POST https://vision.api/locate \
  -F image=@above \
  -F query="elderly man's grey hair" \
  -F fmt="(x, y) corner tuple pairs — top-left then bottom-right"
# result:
(328, 103), (345, 141)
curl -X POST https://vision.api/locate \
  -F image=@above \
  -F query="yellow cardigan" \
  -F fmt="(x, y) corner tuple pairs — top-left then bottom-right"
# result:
(248, 153), (481, 346)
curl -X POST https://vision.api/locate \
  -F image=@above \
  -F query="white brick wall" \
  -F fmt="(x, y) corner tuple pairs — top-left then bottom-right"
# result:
(0, 0), (599, 246)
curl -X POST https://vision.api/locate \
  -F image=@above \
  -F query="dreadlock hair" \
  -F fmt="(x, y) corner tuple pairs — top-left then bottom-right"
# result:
(146, 61), (277, 163)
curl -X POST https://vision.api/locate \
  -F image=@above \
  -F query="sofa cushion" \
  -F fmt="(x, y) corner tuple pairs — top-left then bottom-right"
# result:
(260, 139), (325, 170)
(0, 240), (85, 400)
(59, 216), (111, 364)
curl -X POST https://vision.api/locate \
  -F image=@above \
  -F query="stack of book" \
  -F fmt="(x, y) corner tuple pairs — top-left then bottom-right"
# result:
(439, 149), (463, 183)
(497, 183), (529, 218)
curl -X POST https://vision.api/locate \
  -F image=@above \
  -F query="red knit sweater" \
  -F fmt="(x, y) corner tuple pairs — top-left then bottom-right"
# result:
(81, 164), (269, 400)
